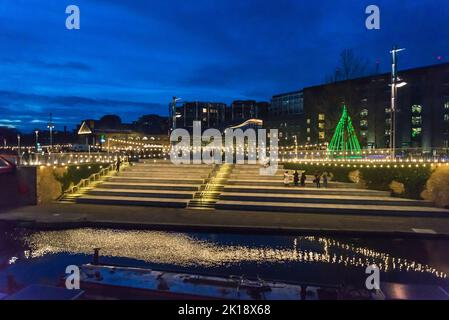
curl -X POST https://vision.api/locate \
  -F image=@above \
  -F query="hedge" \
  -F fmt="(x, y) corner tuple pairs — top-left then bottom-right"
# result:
(55, 164), (105, 192)
(282, 163), (432, 199)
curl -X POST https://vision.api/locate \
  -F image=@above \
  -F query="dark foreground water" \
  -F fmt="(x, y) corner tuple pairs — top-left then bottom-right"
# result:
(0, 226), (448, 293)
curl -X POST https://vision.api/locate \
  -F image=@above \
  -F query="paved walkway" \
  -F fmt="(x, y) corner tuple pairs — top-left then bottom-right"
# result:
(1, 203), (449, 238)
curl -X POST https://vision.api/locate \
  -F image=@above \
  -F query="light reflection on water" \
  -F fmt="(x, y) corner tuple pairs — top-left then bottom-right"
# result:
(22, 229), (447, 281)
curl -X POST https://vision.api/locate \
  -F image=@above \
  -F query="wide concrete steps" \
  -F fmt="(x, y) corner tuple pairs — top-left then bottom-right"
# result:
(219, 192), (433, 207)
(223, 185), (390, 197)
(71, 161), (214, 208)
(121, 171), (210, 178)
(215, 200), (449, 217)
(125, 166), (211, 173)
(229, 174), (315, 180)
(76, 195), (189, 208)
(86, 188), (195, 199)
(227, 179), (354, 188)
(108, 176), (205, 184)
(135, 163), (212, 169)
(99, 182), (200, 191)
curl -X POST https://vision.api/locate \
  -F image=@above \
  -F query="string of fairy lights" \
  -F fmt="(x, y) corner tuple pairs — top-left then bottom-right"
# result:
(2, 137), (449, 169)
(300, 236), (447, 279)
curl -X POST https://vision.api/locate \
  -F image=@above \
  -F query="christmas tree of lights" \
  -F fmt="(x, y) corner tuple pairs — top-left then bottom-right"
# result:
(327, 105), (362, 158)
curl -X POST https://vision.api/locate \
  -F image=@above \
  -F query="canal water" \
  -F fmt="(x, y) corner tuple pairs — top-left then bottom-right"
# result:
(0, 226), (448, 292)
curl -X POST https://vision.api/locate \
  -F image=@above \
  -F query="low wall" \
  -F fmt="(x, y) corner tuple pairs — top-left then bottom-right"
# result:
(0, 167), (37, 207)
(1, 164), (106, 208)
(36, 166), (67, 204)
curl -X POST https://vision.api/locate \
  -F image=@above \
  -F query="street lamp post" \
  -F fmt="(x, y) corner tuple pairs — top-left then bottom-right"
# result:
(293, 135), (298, 160)
(47, 113), (55, 152)
(35, 130), (39, 150)
(17, 134), (21, 164)
(170, 97), (182, 133)
(390, 46), (406, 160)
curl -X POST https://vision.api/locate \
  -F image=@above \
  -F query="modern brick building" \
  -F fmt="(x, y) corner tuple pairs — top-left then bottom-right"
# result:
(297, 63), (449, 150)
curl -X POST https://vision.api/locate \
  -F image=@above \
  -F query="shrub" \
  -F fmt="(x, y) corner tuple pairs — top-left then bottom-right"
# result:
(389, 180), (405, 195)
(421, 166), (449, 208)
(55, 164), (104, 192)
(282, 162), (432, 199)
(361, 167), (431, 199)
(348, 170), (362, 184)
(283, 163), (352, 182)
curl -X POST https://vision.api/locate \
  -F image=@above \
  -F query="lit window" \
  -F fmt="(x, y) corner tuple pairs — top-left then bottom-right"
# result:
(360, 120), (368, 127)
(202, 108), (207, 113)
(360, 109), (368, 118)
(307, 136), (311, 142)
(318, 114), (325, 121)
(361, 131), (367, 137)
(306, 119), (311, 124)
(445, 101), (449, 109)
(307, 128), (311, 133)
(385, 130), (391, 136)
(319, 132), (325, 140)
(444, 114), (449, 122)
(385, 108), (392, 114)
(412, 105), (422, 114)
(412, 127), (422, 138)
(318, 123), (325, 129)
(412, 116), (422, 126)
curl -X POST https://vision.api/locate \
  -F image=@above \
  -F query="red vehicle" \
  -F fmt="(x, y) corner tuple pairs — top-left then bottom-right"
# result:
(0, 155), (16, 174)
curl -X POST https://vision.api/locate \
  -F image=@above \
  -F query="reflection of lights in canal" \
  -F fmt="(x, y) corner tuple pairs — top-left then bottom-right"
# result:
(20, 229), (447, 280)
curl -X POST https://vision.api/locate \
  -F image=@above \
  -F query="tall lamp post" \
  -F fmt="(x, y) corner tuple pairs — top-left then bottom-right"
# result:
(170, 97), (182, 133)
(17, 134), (21, 163)
(35, 130), (39, 150)
(293, 135), (298, 160)
(390, 46), (407, 160)
(47, 113), (55, 152)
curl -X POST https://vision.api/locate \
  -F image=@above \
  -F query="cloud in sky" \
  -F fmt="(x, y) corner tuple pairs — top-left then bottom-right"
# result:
(0, 0), (448, 132)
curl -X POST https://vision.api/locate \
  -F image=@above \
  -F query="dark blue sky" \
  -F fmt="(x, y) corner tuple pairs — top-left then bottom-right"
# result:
(1, 0), (448, 132)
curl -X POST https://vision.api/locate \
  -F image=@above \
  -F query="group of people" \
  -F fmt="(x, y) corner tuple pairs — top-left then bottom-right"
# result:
(283, 170), (328, 188)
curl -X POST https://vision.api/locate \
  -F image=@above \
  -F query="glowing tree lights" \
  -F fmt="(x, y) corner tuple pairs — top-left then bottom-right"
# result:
(327, 105), (362, 158)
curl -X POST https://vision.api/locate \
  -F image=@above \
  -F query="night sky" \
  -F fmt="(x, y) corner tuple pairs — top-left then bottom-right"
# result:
(1, 0), (448, 132)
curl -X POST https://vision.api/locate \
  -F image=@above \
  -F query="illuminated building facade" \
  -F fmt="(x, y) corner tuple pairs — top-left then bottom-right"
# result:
(76, 117), (169, 149)
(175, 102), (227, 132)
(174, 101), (270, 132)
(230, 100), (269, 123)
(264, 90), (304, 146)
(301, 63), (449, 150)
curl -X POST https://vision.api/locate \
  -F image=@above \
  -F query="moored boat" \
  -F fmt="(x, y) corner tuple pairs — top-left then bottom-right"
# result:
(77, 264), (334, 300)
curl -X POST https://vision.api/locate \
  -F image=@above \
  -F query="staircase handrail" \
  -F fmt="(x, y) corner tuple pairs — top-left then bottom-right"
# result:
(58, 163), (118, 200)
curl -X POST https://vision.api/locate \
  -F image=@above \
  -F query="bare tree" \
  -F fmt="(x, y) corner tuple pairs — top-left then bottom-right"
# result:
(325, 49), (369, 83)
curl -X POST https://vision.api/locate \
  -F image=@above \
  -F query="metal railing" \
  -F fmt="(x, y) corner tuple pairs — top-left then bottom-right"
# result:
(58, 161), (128, 200)
(279, 147), (449, 162)
(19, 152), (122, 167)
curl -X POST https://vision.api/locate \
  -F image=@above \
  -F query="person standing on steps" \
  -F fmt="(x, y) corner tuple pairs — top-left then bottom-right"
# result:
(322, 172), (328, 188)
(283, 171), (290, 187)
(116, 157), (122, 173)
(314, 173), (321, 188)
(300, 172), (306, 187)
(293, 170), (299, 187)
